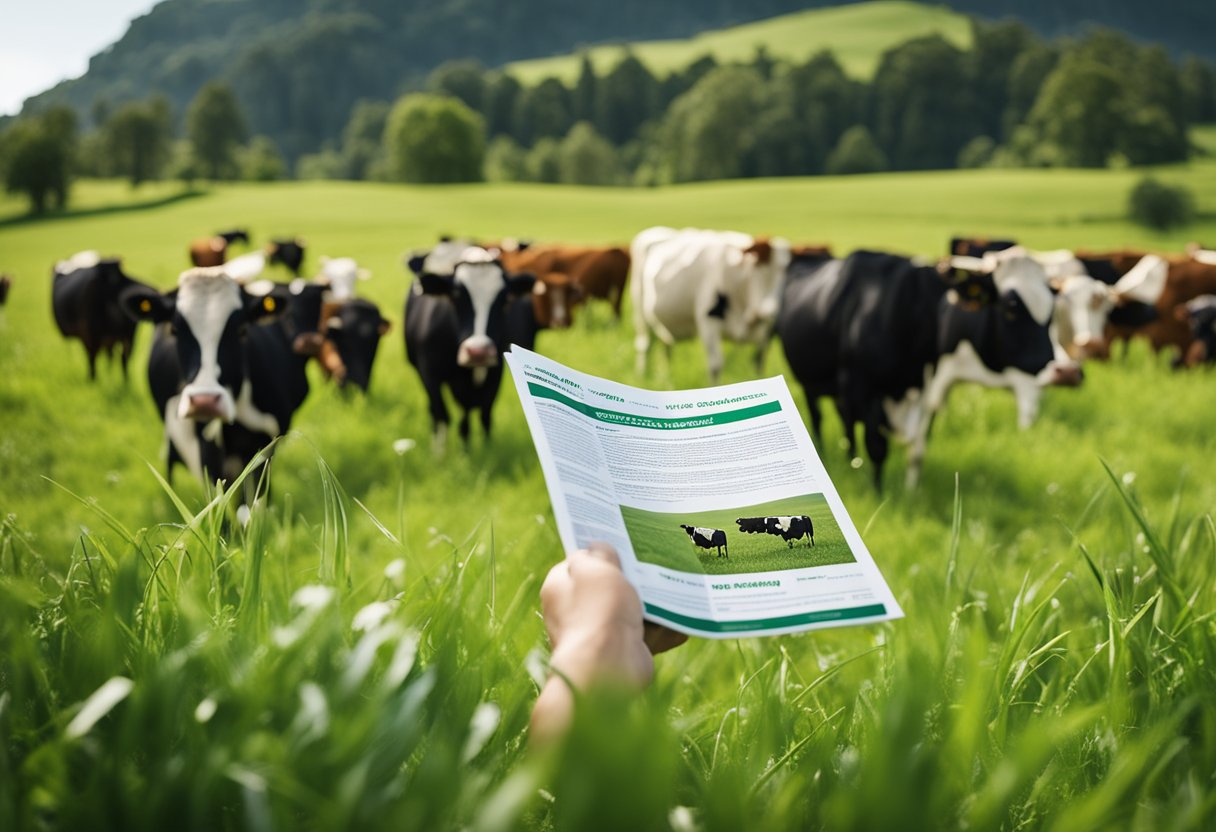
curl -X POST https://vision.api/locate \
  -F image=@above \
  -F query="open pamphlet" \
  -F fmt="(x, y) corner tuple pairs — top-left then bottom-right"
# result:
(506, 346), (904, 638)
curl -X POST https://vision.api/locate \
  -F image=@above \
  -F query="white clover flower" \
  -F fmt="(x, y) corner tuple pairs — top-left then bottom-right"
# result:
(393, 438), (417, 455)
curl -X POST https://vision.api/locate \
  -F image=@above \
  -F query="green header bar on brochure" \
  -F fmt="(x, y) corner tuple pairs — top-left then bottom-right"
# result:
(528, 382), (780, 430)
(644, 603), (888, 633)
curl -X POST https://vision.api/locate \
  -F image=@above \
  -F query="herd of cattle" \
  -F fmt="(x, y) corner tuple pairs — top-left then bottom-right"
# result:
(679, 515), (817, 561)
(12, 225), (1216, 516)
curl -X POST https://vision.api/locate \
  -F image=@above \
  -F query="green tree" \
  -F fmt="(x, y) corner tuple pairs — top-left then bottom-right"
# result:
(558, 122), (619, 185)
(968, 19), (1037, 140)
(957, 136), (996, 168)
(1, 107), (77, 213)
(239, 135), (286, 181)
(296, 148), (346, 180)
(427, 60), (487, 112)
(341, 100), (390, 180)
(187, 82), (248, 180)
(513, 78), (573, 146)
(1180, 56), (1216, 124)
(527, 137), (562, 183)
(871, 35), (975, 170)
(596, 54), (659, 145)
(484, 135), (529, 182)
(660, 66), (765, 182)
(825, 125), (887, 175)
(384, 93), (485, 183)
(1028, 54), (1125, 167)
(484, 73), (522, 137)
(573, 55), (598, 123)
(779, 51), (859, 174)
(1003, 43), (1058, 138)
(103, 96), (173, 186)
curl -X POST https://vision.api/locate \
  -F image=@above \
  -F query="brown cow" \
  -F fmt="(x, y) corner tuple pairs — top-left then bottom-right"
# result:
(499, 245), (630, 317)
(530, 272), (584, 329)
(189, 236), (228, 267)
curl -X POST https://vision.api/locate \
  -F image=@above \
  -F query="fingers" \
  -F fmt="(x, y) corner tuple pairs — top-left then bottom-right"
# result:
(576, 541), (622, 568)
(643, 622), (690, 655)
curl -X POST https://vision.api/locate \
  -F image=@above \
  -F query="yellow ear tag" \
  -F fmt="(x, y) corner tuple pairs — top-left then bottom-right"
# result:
(139, 299), (152, 313)
(263, 297), (276, 313)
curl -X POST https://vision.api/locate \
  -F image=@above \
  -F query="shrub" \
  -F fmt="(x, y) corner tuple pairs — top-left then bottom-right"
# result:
(825, 125), (887, 175)
(1128, 177), (1195, 231)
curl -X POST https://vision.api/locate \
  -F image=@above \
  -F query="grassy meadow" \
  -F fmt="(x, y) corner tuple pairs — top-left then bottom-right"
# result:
(621, 494), (853, 575)
(505, 1), (971, 84)
(2, 145), (1216, 829)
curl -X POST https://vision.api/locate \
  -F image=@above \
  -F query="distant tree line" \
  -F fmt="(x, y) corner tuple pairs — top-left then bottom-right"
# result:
(3, 18), (1216, 212)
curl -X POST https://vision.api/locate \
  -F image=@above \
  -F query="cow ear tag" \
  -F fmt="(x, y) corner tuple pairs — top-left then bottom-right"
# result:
(263, 297), (276, 313)
(139, 299), (152, 313)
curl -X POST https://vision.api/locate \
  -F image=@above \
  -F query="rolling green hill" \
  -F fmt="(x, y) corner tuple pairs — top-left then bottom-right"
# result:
(506, 1), (972, 84)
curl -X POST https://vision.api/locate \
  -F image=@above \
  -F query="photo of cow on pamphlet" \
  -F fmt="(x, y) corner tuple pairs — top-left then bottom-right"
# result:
(620, 493), (856, 576)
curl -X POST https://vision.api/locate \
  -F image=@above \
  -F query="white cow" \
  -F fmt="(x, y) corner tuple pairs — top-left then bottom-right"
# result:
(632, 227), (791, 382)
(316, 256), (371, 301)
(1051, 254), (1167, 359)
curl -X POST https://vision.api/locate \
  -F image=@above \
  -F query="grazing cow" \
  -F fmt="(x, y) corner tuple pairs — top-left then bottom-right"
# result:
(52, 251), (153, 381)
(736, 516), (815, 548)
(267, 238), (307, 275)
(680, 525), (728, 558)
(950, 237), (1017, 258)
(1176, 296), (1216, 367)
(632, 228), (791, 382)
(404, 249), (536, 445)
(121, 268), (309, 513)
(0, 274), (11, 306)
(777, 249), (1080, 490)
(499, 245), (630, 318)
(189, 236), (228, 267)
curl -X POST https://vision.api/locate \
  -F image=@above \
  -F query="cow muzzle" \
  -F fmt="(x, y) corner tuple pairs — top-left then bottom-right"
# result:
(179, 387), (235, 422)
(457, 336), (499, 368)
(1046, 362), (1084, 387)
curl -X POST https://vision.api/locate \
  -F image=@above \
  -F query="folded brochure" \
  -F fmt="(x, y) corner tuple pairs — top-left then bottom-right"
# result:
(506, 346), (903, 638)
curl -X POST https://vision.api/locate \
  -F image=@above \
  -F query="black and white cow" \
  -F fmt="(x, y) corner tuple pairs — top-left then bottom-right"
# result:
(217, 229), (250, 246)
(950, 237), (1018, 258)
(680, 525), (729, 558)
(404, 249), (536, 446)
(122, 268), (310, 514)
(1177, 295), (1216, 367)
(52, 251), (154, 381)
(268, 238), (307, 275)
(777, 249), (1081, 490)
(320, 298), (391, 391)
(736, 516), (815, 547)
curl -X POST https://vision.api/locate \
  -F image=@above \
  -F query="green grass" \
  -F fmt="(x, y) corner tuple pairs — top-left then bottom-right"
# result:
(504, 1), (973, 84)
(2, 150), (1216, 829)
(621, 494), (854, 575)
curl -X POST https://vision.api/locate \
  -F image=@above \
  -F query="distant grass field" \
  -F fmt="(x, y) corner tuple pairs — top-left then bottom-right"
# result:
(505, 1), (972, 84)
(622, 494), (854, 575)
(2, 143), (1216, 828)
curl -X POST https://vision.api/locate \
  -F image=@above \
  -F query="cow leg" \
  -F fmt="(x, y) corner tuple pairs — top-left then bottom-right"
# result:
(752, 338), (770, 376)
(697, 317), (725, 383)
(423, 378), (450, 450)
(458, 410), (472, 444)
(85, 345), (99, 381)
(862, 400), (890, 493)
(120, 338), (133, 383)
(480, 405), (493, 438)
(805, 394), (824, 447)
(633, 300), (651, 375)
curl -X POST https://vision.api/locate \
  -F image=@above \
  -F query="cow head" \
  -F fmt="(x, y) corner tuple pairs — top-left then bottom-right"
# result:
(321, 298), (391, 391)
(416, 253), (536, 371)
(316, 256), (371, 302)
(531, 272), (583, 330)
(1051, 254), (1167, 360)
(943, 254), (1081, 387)
(1176, 296), (1216, 367)
(122, 268), (290, 423)
(740, 237), (792, 330)
(267, 238), (307, 275)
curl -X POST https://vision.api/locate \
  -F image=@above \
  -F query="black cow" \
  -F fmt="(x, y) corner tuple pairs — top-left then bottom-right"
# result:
(1178, 295), (1216, 367)
(320, 298), (391, 391)
(52, 252), (154, 381)
(680, 525), (728, 558)
(122, 269), (312, 515)
(404, 251), (535, 445)
(217, 229), (250, 245)
(950, 237), (1018, 258)
(778, 250), (1080, 490)
(0, 274), (11, 306)
(736, 516), (815, 548)
(268, 239), (307, 275)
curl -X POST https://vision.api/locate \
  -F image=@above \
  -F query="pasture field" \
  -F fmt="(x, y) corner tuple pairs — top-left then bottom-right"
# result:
(505, 1), (972, 84)
(621, 494), (853, 575)
(2, 151), (1216, 829)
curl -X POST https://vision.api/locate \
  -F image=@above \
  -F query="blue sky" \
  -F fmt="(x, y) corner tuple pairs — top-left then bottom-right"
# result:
(2, 1), (159, 116)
